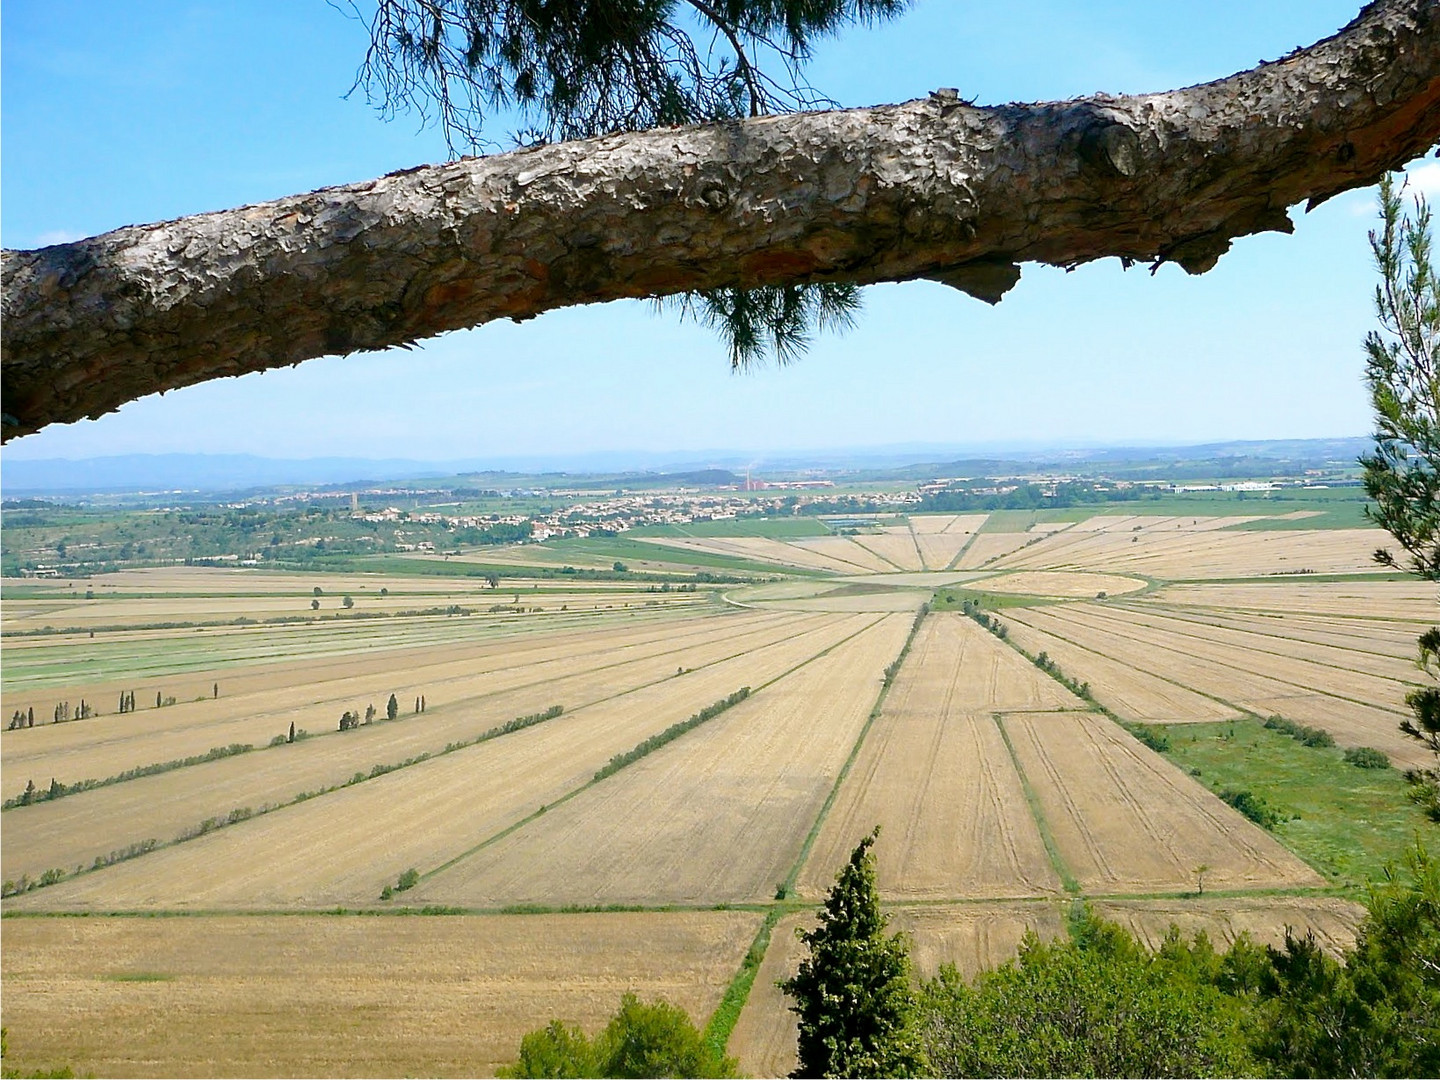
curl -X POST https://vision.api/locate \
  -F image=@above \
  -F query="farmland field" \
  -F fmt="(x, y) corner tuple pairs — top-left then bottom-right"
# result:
(3, 510), (1436, 1076)
(0, 911), (759, 1078)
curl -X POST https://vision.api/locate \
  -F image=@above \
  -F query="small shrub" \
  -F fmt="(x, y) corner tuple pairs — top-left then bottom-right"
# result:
(1218, 787), (1285, 829)
(1263, 714), (1335, 748)
(395, 868), (420, 892)
(1131, 725), (1171, 753)
(1344, 746), (1392, 770)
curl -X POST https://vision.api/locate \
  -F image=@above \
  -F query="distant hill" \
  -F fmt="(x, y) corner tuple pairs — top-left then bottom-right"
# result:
(0, 439), (1368, 497)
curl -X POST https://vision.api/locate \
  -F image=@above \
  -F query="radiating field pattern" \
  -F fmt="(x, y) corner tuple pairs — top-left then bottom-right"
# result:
(0, 510), (1421, 1076)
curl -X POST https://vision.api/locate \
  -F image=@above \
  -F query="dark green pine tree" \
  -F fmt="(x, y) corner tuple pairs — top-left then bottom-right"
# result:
(1362, 174), (1440, 821)
(781, 828), (925, 1078)
(387, 693), (400, 722)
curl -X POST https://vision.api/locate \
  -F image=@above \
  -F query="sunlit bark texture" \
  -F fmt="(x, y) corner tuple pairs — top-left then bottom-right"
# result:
(4, 0), (1440, 440)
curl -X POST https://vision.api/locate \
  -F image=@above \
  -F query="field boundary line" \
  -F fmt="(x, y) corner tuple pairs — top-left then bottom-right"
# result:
(777, 606), (929, 900)
(1030, 605), (1411, 719)
(414, 615), (892, 886)
(992, 712), (1081, 895)
(943, 526), (984, 570)
(993, 608), (1257, 719)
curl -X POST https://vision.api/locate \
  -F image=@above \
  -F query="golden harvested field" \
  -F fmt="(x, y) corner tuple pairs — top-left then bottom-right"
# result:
(0, 911), (759, 1079)
(911, 513), (990, 535)
(1141, 605), (1421, 660)
(799, 616), (1070, 900)
(973, 570), (1147, 598)
(411, 615), (912, 907)
(1, 521), (1429, 1077)
(788, 536), (897, 573)
(956, 531), (1037, 568)
(992, 523), (1380, 578)
(12, 614), (873, 909)
(1148, 578), (1439, 621)
(1003, 712), (1325, 894)
(1003, 601), (1425, 765)
(2, 606), (798, 792)
(1, 613), (837, 885)
(913, 531), (973, 571)
(1001, 617), (1241, 724)
(730, 902), (1066, 1078)
(853, 529), (926, 572)
(1090, 896), (1364, 954)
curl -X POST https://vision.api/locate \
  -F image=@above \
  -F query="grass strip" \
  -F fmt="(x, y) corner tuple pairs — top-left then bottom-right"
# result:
(703, 907), (783, 1059)
(1142, 717), (1436, 889)
(993, 712), (1081, 895)
(0, 705), (566, 900)
(3, 743), (254, 811)
(592, 689), (751, 783)
(416, 615), (891, 885)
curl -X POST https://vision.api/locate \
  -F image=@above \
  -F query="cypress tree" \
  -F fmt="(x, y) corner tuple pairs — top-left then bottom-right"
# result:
(781, 828), (925, 1078)
(386, 694), (399, 721)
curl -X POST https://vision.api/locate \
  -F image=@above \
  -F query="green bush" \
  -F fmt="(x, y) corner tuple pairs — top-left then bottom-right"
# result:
(917, 907), (1260, 1078)
(1263, 714), (1335, 748)
(500, 994), (736, 1078)
(1130, 724), (1171, 753)
(1344, 746), (1392, 770)
(1218, 786), (1286, 829)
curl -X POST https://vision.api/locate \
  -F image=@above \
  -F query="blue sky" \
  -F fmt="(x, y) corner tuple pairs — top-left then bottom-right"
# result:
(4, 0), (1436, 464)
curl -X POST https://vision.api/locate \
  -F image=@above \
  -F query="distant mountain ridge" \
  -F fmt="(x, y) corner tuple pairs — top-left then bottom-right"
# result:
(0, 439), (1370, 496)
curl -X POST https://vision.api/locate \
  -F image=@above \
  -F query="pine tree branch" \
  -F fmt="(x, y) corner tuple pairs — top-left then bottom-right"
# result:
(4, 0), (1440, 440)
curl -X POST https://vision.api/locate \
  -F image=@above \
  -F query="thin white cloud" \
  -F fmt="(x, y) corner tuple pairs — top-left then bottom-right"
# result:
(35, 229), (88, 247)
(1346, 160), (1440, 216)
(1401, 161), (1440, 199)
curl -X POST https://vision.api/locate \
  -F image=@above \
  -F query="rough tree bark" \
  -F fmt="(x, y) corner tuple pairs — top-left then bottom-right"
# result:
(3, 0), (1439, 441)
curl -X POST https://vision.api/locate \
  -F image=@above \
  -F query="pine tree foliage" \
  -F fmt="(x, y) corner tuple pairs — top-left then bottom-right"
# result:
(781, 828), (926, 1078)
(353, 0), (908, 147)
(1362, 174), (1440, 822)
(349, 0), (899, 365)
(1254, 844), (1440, 1078)
(1363, 172), (1440, 580)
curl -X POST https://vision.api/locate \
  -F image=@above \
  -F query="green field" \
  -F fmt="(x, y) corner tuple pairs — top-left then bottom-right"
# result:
(1135, 717), (1433, 891)
(631, 518), (832, 539)
(545, 536), (822, 577)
